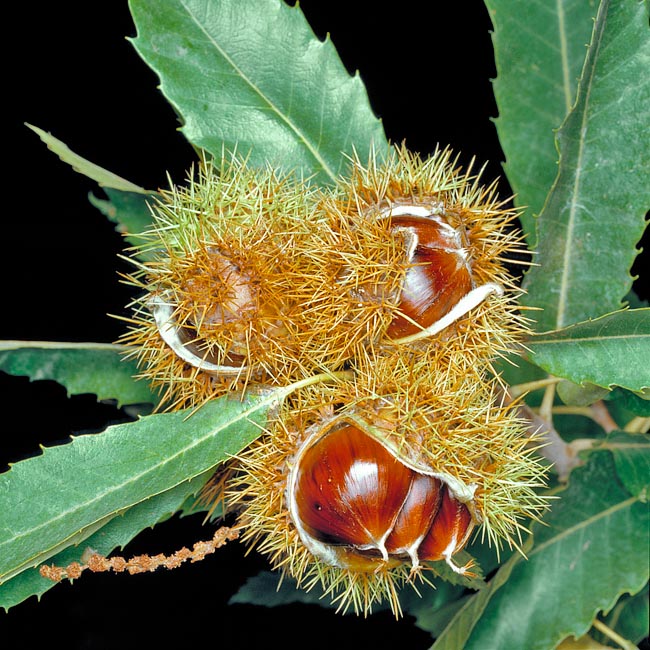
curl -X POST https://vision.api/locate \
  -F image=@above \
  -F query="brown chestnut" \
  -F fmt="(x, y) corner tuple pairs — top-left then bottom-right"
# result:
(288, 419), (475, 573)
(382, 205), (473, 339)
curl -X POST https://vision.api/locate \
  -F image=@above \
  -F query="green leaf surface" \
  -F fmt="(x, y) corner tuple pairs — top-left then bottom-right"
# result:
(522, 0), (650, 330)
(411, 593), (469, 640)
(595, 430), (650, 498)
(230, 570), (336, 609)
(606, 387), (650, 417)
(485, 0), (599, 241)
(128, 0), (388, 185)
(0, 341), (157, 407)
(436, 451), (649, 650)
(0, 471), (211, 610)
(0, 390), (279, 585)
(600, 586), (649, 646)
(89, 188), (157, 253)
(431, 535), (529, 650)
(525, 309), (650, 393)
(27, 124), (149, 194)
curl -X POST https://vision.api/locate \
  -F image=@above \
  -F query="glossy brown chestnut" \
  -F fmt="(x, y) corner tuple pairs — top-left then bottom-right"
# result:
(384, 208), (473, 339)
(289, 421), (474, 572)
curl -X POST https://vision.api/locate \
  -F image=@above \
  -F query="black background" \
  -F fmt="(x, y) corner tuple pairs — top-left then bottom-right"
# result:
(3, 2), (648, 648)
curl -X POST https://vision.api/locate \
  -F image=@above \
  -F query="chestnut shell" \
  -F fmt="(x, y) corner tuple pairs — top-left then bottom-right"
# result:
(383, 207), (473, 339)
(289, 420), (475, 572)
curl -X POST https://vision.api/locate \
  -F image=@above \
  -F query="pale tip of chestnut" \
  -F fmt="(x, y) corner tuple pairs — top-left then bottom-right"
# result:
(391, 282), (504, 345)
(149, 291), (246, 377)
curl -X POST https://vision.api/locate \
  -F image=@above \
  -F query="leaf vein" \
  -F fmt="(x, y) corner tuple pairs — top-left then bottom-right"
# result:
(177, 0), (337, 183)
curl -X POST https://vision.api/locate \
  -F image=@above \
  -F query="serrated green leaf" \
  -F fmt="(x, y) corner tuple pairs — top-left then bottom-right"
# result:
(229, 570), (336, 609)
(556, 380), (611, 407)
(485, 0), (599, 241)
(606, 387), (650, 417)
(0, 390), (281, 584)
(89, 188), (157, 253)
(431, 535), (530, 650)
(230, 567), (471, 628)
(128, 0), (388, 185)
(600, 585), (649, 646)
(0, 341), (157, 407)
(596, 430), (650, 497)
(0, 471), (211, 610)
(27, 124), (149, 194)
(28, 123), (158, 253)
(437, 451), (649, 650)
(526, 309), (650, 393)
(522, 0), (650, 331)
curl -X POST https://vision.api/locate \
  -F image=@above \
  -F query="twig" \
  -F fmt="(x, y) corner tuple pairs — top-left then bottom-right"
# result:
(509, 376), (561, 398)
(500, 382), (580, 481)
(543, 401), (618, 433)
(625, 416), (650, 433)
(591, 618), (637, 650)
(590, 401), (618, 433)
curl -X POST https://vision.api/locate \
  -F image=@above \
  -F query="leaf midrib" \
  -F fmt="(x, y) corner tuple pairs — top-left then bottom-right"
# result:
(555, 0), (608, 328)
(0, 391), (277, 575)
(529, 493), (639, 557)
(532, 332), (649, 345)
(556, 0), (573, 114)
(178, 0), (337, 183)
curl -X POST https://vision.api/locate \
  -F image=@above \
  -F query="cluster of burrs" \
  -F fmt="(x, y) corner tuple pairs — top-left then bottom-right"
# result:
(121, 145), (548, 616)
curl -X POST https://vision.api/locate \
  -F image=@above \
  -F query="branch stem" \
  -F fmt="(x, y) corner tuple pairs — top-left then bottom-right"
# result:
(509, 376), (561, 398)
(539, 382), (556, 423)
(624, 416), (650, 433)
(284, 369), (355, 395)
(591, 618), (637, 650)
(549, 401), (618, 432)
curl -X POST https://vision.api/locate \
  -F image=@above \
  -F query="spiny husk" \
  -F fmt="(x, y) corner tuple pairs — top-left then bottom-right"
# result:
(118, 155), (327, 408)
(119, 155), (411, 408)
(119, 146), (549, 616)
(120, 146), (530, 409)
(347, 347), (550, 549)
(333, 144), (533, 367)
(217, 348), (549, 616)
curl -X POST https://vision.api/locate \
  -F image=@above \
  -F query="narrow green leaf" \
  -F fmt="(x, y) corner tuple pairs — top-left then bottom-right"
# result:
(522, 0), (650, 330)
(0, 471), (211, 610)
(444, 451), (649, 650)
(28, 124), (157, 251)
(0, 341), (157, 407)
(525, 308), (650, 393)
(431, 537), (530, 649)
(596, 430), (650, 498)
(485, 0), (599, 240)
(606, 387), (650, 417)
(89, 188), (157, 253)
(230, 571), (336, 609)
(0, 390), (279, 584)
(128, 0), (388, 185)
(600, 586), (649, 646)
(27, 124), (150, 194)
